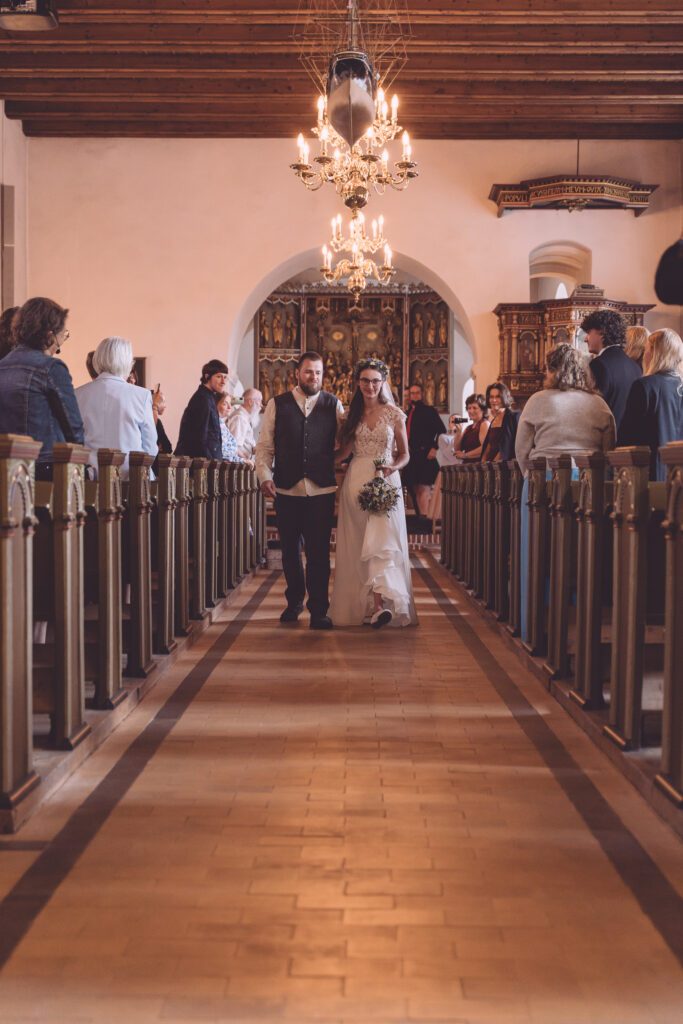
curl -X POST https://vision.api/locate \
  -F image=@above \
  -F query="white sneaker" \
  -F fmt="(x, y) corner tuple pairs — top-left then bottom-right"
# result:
(370, 608), (393, 629)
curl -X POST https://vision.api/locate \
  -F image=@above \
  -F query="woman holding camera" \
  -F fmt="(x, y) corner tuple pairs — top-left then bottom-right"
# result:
(428, 395), (490, 520)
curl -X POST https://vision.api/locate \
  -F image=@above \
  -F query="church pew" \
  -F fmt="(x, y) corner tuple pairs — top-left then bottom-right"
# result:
(481, 463), (496, 609)
(122, 452), (155, 678)
(255, 479), (267, 566)
(151, 454), (178, 655)
(448, 465), (460, 577)
(543, 455), (579, 680)
(174, 456), (192, 637)
(463, 464), (476, 590)
(83, 449), (125, 709)
(0, 435), (42, 811)
(472, 465), (485, 598)
(569, 453), (611, 710)
(235, 466), (248, 582)
(248, 468), (259, 571)
(506, 460), (523, 637)
(492, 461), (511, 622)
(32, 444), (91, 750)
(524, 457), (552, 656)
(217, 461), (231, 598)
(656, 442), (683, 806)
(189, 458), (209, 620)
(205, 459), (220, 609)
(226, 463), (240, 590)
(604, 448), (666, 751)
(439, 466), (453, 570)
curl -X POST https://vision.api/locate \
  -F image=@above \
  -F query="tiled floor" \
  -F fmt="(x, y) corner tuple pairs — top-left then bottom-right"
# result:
(0, 556), (682, 1023)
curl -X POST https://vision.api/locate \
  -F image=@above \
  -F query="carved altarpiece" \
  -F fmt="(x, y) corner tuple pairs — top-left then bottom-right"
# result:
(255, 286), (452, 412)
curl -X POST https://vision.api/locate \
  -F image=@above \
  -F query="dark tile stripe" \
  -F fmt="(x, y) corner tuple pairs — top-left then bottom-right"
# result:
(415, 562), (683, 967)
(0, 573), (278, 971)
(0, 842), (49, 853)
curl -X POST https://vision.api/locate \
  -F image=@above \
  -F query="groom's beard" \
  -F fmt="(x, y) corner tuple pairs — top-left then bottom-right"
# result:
(299, 382), (321, 397)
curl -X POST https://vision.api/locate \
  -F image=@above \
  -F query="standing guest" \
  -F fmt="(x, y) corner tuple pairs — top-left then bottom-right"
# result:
(402, 382), (446, 516)
(453, 394), (490, 461)
(228, 387), (263, 458)
(515, 344), (616, 642)
(256, 351), (344, 629)
(428, 404), (487, 522)
(481, 382), (518, 462)
(619, 328), (683, 481)
(215, 392), (253, 466)
(582, 309), (641, 429)
(76, 336), (157, 480)
(0, 297), (83, 480)
(175, 359), (228, 460)
(624, 325), (650, 371)
(0, 305), (19, 360)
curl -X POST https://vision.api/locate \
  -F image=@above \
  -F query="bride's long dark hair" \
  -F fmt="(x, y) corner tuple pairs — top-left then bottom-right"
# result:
(338, 358), (390, 448)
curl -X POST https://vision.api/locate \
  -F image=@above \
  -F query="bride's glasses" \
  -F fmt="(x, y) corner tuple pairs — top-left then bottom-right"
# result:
(359, 376), (383, 388)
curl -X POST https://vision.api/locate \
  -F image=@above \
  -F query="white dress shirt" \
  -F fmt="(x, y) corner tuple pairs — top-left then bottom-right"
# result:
(227, 404), (257, 456)
(255, 387), (344, 497)
(75, 372), (158, 479)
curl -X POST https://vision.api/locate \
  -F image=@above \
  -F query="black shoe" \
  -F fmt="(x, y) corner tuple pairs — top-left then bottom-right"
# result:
(280, 603), (304, 623)
(310, 616), (333, 630)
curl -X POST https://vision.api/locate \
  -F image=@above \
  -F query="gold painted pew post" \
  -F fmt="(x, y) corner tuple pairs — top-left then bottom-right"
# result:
(174, 456), (192, 637)
(543, 455), (576, 680)
(0, 435), (42, 812)
(33, 444), (91, 750)
(153, 454), (178, 655)
(189, 458), (209, 621)
(570, 452), (609, 710)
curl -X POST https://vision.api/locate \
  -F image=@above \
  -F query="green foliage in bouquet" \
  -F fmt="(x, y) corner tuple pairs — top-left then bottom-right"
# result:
(357, 459), (400, 517)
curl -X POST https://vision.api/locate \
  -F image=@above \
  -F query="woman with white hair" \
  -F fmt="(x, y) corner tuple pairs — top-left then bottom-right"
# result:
(619, 328), (683, 481)
(76, 336), (157, 478)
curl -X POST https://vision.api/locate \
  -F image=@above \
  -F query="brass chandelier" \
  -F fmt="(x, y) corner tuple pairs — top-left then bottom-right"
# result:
(291, 89), (417, 211)
(320, 210), (395, 301)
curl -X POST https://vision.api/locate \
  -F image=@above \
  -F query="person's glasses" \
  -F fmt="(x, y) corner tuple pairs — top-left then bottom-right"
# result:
(359, 377), (383, 387)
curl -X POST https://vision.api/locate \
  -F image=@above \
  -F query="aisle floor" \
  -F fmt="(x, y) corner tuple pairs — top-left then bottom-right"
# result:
(0, 556), (682, 1024)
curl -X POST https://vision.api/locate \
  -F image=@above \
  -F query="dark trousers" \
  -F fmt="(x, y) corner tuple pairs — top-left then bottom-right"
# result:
(274, 491), (335, 618)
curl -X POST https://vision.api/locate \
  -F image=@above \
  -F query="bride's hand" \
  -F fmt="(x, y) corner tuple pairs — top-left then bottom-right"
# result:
(376, 465), (394, 478)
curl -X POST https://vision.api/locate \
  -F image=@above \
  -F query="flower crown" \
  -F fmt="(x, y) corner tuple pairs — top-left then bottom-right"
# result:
(356, 357), (389, 380)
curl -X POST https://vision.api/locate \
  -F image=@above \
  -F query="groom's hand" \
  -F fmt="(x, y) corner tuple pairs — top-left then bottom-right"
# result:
(261, 480), (277, 499)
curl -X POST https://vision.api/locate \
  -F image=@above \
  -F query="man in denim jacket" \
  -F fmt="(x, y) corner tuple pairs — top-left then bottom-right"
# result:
(0, 297), (84, 479)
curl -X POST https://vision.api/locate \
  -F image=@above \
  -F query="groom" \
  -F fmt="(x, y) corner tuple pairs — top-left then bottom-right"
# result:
(255, 351), (344, 629)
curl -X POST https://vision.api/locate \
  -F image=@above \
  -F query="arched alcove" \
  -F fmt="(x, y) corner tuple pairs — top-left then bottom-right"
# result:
(529, 241), (592, 303)
(228, 249), (476, 417)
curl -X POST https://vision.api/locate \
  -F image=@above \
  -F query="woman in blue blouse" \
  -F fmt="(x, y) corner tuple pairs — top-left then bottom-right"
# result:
(215, 392), (253, 465)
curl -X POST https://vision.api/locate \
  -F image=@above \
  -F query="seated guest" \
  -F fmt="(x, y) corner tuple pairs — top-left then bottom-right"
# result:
(481, 382), (518, 462)
(452, 393), (490, 461)
(216, 393), (253, 467)
(75, 336), (157, 479)
(0, 297), (84, 479)
(619, 328), (683, 481)
(402, 382), (446, 515)
(228, 387), (262, 458)
(624, 325), (649, 371)
(582, 309), (640, 429)
(516, 343), (616, 642)
(175, 359), (228, 460)
(0, 305), (19, 360)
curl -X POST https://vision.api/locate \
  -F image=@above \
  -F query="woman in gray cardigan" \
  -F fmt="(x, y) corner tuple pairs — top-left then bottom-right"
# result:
(515, 344), (616, 642)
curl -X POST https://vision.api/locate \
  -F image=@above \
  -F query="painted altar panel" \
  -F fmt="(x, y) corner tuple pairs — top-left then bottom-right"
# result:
(255, 288), (452, 412)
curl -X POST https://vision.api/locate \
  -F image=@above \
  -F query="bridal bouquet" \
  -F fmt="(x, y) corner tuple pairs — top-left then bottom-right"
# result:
(357, 459), (400, 517)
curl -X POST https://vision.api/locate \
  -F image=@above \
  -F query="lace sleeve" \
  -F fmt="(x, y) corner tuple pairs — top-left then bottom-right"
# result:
(391, 405), (407, 426)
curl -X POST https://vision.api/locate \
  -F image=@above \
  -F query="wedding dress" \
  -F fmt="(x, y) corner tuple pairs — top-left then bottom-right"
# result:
(329, 404), (417, 627)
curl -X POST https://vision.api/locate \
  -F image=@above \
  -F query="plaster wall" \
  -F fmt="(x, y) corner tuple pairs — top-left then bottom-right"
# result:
(25, 134), (682, 440)
(0, 102), (28, 309)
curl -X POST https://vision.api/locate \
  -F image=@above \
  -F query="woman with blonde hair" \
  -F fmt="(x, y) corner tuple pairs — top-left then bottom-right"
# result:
(624, 324), (649, 370)
(619, 328), (683, 480)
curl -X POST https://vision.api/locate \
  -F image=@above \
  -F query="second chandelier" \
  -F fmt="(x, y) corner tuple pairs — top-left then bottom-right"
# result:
(321, 210), (395, 301)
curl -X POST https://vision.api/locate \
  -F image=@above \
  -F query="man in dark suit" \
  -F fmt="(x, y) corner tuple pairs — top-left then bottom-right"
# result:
(402, 382), (446, 515)
(582, 310), (641, 430)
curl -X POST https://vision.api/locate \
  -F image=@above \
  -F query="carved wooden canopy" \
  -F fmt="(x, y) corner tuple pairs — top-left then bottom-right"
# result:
(489, 176), (658, 216)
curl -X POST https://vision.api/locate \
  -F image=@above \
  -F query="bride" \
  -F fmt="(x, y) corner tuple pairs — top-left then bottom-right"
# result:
(329, 358), (417, 629)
